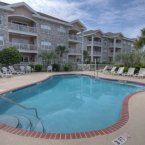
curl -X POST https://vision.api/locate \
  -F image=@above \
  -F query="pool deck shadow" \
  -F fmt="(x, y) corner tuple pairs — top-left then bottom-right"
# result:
(0, 71), (145, 145)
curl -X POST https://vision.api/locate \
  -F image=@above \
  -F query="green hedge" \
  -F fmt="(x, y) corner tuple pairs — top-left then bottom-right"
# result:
(34, 64), (42, 72)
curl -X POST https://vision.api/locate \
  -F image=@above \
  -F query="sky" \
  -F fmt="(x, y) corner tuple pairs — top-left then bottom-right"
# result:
(1, 0), (145, 38)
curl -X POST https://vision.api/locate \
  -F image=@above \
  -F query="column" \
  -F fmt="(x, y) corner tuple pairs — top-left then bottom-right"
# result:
(100, 38), (103, 63)
(91, 35), (94, 62)
(81, 31), (84, 64)
(113, 38), (116, 62)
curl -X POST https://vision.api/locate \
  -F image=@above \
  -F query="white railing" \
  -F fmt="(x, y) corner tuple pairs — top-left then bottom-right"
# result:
(69, 48), (82, 54)
(8, 22), (37, 33)
(116, 43), (122, 48)
(109, 43), (114, 47)
(93, 51), (101, 55)
(10, 42), (37, 52)
(69, 35), (80, 41)
(87, 41), (102, 46)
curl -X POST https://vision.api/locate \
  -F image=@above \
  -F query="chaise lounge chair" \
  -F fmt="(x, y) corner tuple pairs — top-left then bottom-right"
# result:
(134, 68), (145, 78)
(0, 69), (12, 78)
(97, 65), (108, 72)
(113, 67), (124, 75)
(122, 68), (135, 76)
(9, 66), (24, 75)
(109, 66), (117, 74)
(2, 67), (13, 77)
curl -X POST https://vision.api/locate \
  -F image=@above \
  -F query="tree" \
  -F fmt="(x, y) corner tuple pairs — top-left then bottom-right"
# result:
(115, 50), (145, 67)
(0, 47), (21, 66)
(55, 45), (67, 63)
(39, 51), (56, 65)
(134, 28), (145, 49)
(83, 50), (90, 64)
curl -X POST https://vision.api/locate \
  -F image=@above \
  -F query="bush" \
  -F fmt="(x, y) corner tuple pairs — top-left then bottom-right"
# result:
(124, 67), (128, 73)
(64, 64), (72, 71)
(34, 64), (42, 72)
(52, 64), (60, 72)
(0, 47), (21, 65)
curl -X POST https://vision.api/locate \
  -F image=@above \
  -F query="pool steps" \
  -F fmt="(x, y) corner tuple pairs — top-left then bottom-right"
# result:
(0, 115), (44, 132)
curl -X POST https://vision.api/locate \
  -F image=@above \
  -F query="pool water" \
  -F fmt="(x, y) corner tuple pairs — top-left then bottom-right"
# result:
(0, 75), (144, 133)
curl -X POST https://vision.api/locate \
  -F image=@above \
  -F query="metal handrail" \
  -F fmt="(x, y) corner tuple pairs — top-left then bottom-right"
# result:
(0, 95), (45, 132)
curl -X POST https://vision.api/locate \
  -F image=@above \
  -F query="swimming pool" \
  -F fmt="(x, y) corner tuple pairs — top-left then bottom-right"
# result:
(0, 74), (144, 134)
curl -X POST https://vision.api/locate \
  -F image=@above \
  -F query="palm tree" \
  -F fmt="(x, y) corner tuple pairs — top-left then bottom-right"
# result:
(39, 51), (56, 65)
(134, 28), (145, 49)
(55, 45), (67, 63)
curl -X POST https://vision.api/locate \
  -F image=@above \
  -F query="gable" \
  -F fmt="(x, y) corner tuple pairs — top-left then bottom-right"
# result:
(11, 6), (34, 18)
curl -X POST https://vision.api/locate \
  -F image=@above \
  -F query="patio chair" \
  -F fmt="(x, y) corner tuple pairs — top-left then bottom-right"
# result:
(20, 66), (26, 74)
(122, 68), (135, 76)
(113, 67), (124, 75)
(26, 66), (32, 73)
(97, 65), (108, 72)
(1, 68), (13, 77)
(134, 68), (145, 78)
(109, 66), (117, 74)
(47, 65), (52, 72)
(0, 70), (4, 78)
(9, 66), (25, 75)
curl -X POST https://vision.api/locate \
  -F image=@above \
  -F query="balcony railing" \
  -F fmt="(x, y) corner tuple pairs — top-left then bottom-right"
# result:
(93, 51), (101, 55)
(69, 35), (81, 42)
(8, 22), (37, 34)
(87, 41), (102, 46)
(10, 42), (37, 53)
(116, 43), (122, 48)
(69, 48), (82, 54)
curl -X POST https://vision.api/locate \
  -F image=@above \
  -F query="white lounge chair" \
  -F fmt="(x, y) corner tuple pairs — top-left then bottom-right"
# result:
(97, 65), (108, 72)
(109, 66), (117, 74)
(0, 70), (4, 78)
(47, 65), (52, 72)
(134, 68), (145, 78)
(20, 66), (26, 74)
(26, 66), (32, 73)
(113, 67), (124, 75)
(1, 68), (12, 78)
(122, 68), (135, 76)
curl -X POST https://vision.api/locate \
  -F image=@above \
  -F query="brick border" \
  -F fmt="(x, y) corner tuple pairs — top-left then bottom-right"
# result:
(0, 73), (145, 139)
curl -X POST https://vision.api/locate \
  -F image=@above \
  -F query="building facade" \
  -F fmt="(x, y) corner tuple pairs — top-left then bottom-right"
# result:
(0, 2), (134, 65)
(82, 30), (134, 63)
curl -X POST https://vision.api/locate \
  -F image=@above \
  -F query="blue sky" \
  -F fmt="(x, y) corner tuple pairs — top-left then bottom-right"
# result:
(2, 0), (145, 38)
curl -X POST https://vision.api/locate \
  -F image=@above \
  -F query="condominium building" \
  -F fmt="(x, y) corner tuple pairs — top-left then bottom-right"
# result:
(0, 2), (134, 65)
(82, 30), (134, 63)
(0, 2), (85, 64)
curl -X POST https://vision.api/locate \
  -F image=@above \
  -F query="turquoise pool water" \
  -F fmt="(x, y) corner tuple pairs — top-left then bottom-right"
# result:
(0, 75), (144, 133)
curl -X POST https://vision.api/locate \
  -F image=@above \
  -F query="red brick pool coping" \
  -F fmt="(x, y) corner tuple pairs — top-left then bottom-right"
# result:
(0, 74), (145, 140)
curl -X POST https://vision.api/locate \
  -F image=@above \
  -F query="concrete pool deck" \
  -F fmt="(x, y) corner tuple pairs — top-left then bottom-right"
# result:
(0, 71), (145, 145)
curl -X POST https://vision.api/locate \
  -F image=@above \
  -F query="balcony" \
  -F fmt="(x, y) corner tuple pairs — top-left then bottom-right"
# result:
(69, 35), (81, 43)
(68, 48), (82, 55)
(93, 51), (101, 56)
(87, 41), (102, 46)
(10, 42), (38, 53)
(116, 43), (122, 48)
(8, 23), (37, 36)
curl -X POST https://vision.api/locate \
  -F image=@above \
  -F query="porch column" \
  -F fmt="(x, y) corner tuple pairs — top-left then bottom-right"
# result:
(113, 38), (116, 62)
(91, 35), (94, 62)
(81, 31), (84, 64)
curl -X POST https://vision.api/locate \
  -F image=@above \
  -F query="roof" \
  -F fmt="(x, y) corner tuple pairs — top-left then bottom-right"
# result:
(37, 12), (69, 24)
(0, 1), (9, 6)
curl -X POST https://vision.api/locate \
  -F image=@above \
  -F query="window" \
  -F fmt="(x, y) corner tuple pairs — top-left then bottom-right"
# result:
(41, 41), (51, 50)
(57, 26), (66, 33)
(21, 56), (29, 62)
(41, 25), (51, 30)
(0, 16), (3, 24)
(0, 36), (4, 46)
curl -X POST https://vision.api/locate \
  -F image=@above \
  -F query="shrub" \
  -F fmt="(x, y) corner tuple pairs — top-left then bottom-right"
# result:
(0, 47), (21, 66)
(64, 64), (72, 71)
(52, 64), (60, 72)
(124, 67), (128, 73)
(34, 64), (42, 72)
